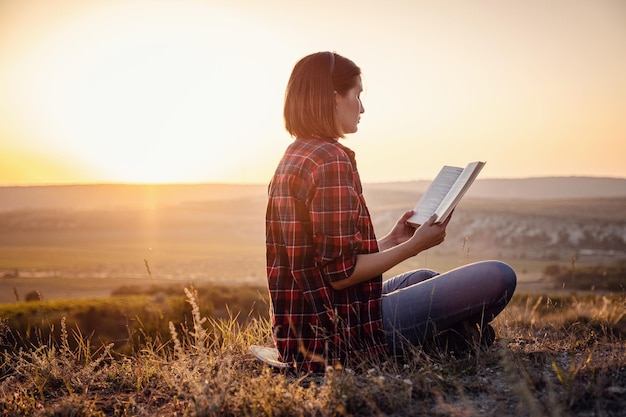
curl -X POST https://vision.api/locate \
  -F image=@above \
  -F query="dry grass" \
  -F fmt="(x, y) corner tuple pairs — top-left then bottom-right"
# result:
(1, 289), (624, 416)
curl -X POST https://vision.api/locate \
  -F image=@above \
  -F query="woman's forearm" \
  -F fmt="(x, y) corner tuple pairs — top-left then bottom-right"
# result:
(377, 233), (397, 252)
(329, 214), (449, 291)
(329, 242), (417, 290)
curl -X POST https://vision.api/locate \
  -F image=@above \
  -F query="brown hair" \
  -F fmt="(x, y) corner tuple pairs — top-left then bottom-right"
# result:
(284, 52), (361, 139)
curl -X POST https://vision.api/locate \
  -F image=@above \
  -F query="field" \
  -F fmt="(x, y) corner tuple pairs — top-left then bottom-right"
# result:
(0, 182), (625, 415)
(1, 182), (625, 302)
(1, 286), (624, 416)
(0, 188), (268, 303)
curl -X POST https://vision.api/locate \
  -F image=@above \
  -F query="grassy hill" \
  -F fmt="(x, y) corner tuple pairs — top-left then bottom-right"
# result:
(1, 285), (624, 416)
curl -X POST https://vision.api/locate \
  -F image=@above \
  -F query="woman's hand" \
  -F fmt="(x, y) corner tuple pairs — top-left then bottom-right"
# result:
(378, 210), (418, 251)
(407, 212), (452, 255)
(333, 211), (452, 290)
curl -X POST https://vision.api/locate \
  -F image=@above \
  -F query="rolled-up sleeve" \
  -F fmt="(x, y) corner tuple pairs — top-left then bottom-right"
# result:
(310, 158), (363, 283)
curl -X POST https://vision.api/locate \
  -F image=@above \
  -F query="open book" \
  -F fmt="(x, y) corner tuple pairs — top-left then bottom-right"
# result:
(406, 161), (485, 227)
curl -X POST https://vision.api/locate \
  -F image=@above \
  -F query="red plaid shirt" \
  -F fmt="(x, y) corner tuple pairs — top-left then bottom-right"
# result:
(266, 137), (386, 372)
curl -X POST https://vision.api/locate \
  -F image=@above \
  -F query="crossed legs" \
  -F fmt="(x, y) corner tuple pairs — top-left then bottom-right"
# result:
(381, 260), (517, 354)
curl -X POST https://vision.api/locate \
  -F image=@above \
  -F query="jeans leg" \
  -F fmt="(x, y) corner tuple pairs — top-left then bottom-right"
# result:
(382, 260), (516, 354)
(382, 269), (439, 293)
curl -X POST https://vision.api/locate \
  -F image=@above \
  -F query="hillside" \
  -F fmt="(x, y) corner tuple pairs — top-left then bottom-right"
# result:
(0, 177), (624, 302)
(0, 176), (625, 211)
(365, 176), (626, 201)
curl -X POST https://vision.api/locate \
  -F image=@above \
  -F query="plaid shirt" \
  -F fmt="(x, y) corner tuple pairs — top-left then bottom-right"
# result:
(266, 137), (386, 372)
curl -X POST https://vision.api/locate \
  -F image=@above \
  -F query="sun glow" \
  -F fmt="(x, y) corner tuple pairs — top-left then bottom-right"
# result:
(2, 1), (287, 184)
(1, 0), (625, 185)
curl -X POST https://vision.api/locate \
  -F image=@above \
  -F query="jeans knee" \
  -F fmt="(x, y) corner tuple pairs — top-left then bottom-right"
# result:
(491, 260), (517, 299)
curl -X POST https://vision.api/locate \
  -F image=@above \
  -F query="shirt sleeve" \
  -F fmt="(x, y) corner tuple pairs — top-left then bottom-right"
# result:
(309, 156), (363, 283)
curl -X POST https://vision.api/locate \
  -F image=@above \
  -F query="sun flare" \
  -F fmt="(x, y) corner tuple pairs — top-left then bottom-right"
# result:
(1, 0), (625, 185)
(2, 0), (286, 184)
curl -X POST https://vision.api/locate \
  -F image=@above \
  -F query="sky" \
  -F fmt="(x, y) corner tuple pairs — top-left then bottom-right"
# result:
(0, 0), (625, 185)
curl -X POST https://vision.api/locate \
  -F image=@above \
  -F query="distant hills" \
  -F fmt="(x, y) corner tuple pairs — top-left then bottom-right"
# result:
(0, 177), (625, 211)
(0, 177), (623, 277)
(361, 176), (626, 202)
(0, 183), (267, 211)
(468, 177), (626, 200)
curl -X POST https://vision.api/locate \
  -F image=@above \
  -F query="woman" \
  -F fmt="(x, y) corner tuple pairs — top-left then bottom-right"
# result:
(266, 51), (516, 372)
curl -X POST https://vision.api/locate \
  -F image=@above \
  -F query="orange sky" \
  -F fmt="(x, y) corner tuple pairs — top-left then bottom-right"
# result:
(1, 0), (625, 185)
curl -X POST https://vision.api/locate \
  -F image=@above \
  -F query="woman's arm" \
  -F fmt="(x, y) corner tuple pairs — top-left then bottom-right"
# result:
(329, 213), (450, 290)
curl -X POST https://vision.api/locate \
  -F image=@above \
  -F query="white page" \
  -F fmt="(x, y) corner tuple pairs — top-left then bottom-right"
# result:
(435, 161), (484, 222)
(409, 166), (463, 225)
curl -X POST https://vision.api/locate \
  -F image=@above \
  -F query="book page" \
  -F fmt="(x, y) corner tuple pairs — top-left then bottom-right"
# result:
(407, 166), (463, 226)
(434, 161), (485, 222)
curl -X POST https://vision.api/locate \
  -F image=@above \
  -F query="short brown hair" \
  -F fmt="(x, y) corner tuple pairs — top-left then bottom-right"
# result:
(284, 52), (361, 139)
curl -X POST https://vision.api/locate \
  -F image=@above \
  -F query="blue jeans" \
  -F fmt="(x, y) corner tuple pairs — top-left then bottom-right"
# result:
(382, 260), (517, 354)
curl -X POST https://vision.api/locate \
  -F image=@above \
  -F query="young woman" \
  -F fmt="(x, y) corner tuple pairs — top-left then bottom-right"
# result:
(266, 51), (516, 372)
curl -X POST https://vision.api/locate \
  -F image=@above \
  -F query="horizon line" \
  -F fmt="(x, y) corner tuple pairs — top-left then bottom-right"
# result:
(1, 174), (625, 188)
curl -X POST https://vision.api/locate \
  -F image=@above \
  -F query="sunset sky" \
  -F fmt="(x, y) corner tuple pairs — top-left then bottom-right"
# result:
(1, 0), (624, 185)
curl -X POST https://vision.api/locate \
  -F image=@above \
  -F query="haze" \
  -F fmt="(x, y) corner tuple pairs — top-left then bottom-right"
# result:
(1, 0), (625, 185)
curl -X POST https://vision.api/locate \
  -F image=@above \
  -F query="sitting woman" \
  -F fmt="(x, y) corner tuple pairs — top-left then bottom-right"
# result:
(265, 51), (517, 372)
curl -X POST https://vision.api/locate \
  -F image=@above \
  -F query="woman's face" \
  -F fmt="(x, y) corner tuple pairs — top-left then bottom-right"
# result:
(335, 76), (364, 135)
